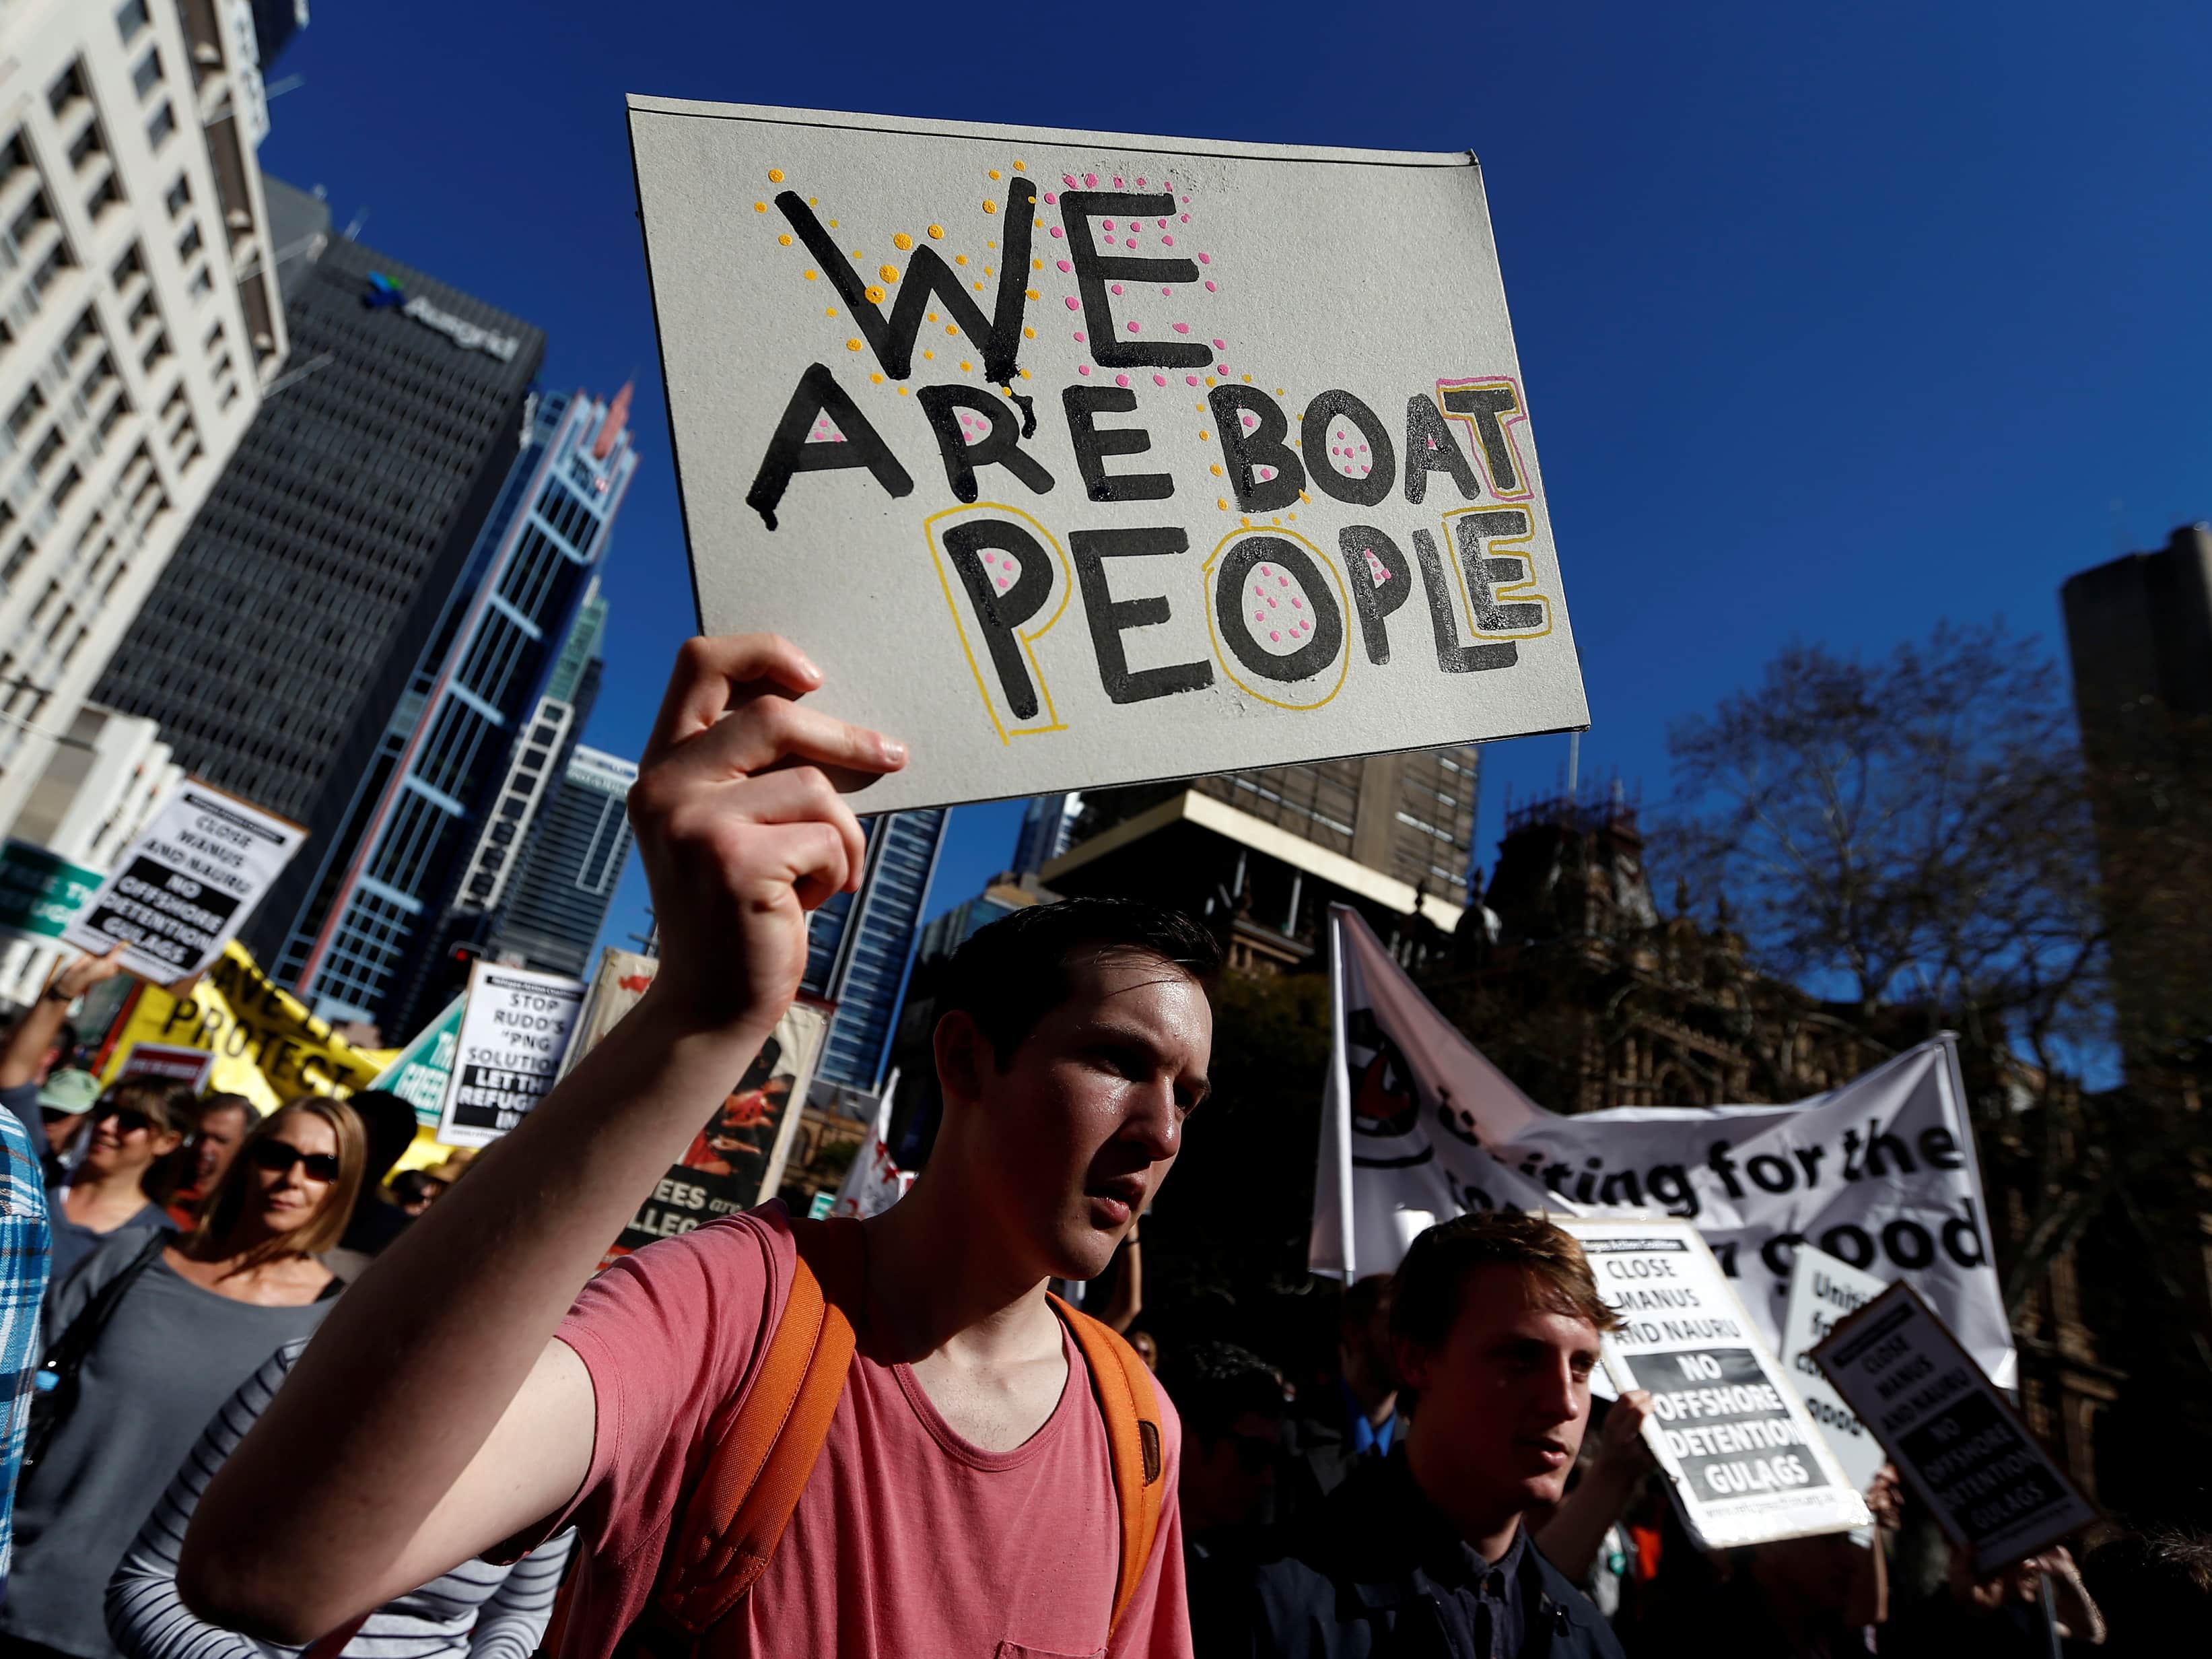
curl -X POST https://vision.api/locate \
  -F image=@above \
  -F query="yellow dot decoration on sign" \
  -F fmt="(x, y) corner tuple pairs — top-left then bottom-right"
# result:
(1241, 516), (1251, 528)
(1218, 498), (1229, 511)
(1243, 374), (1253, 383)
(1288, 513), (1297, 522)
(924, 349), (935, 360)
(1199, 429), (1210, 440)
(1204, 376), (1216, 386)
(982, 199), (997, 214)
(1275, 387), (1285, 396)
(984, 265), (994, 275)
(945, 323), (959, 335)
(955, 255), (968, 266)
(898, 386), (910, 396)
(864, 285), (885, 303)
(988, 169), (1002, 180)
(987, 240), (998, 249)
(971, 280), (984, 292)
(1022, 326), (1035, 339)
(803, 269), (818, 280)
(778, 233), (792, 246)
(753, 201), (767, 213)
(1032, 258), (1043, 271)
(1299, 490), (1312, 504)
(768, 168), (785, 182)
(850, 249), (862, 259)
(1019, 368), (1031, 378)
(870, 372), (884, 384)
(927, 224), (945, 239)
(846, 338), (862, 351)
(1025, 288), (1039, 300)
(893, 232), (913, 250)
(1210, 463), (1224, 476)
(878, 264), (899, 282)
(1013, 159), (1027, 171)
(809, 197), (819, 204)
(961, 360), (973, 372)
(825, 306), (837, 316)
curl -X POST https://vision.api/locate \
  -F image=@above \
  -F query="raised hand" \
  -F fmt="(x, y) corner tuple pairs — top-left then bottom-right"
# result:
(627, 635), (907, 1032)
(48, 943), (130, 1003)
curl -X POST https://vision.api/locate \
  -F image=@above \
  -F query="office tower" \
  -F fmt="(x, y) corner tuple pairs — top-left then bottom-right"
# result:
(801, 810), (947, 1091)
(2061, 524), (2212, 1071)
(485, 745), (637, 980)
(1010, 791), (1078, 877)
(0, 0), (295, 837)
(92, 176), (545, 968)
(0, 701), (179, 1005)
(275, 389), (637, 1025)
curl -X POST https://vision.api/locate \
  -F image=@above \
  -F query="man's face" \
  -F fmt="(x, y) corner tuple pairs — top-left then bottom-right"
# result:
(1397, 1266), (1600, 1517)
(948, 949), (1211, 1281)
(193, 1106), (251, 1188)
(1186, 1410), (1281, 1533)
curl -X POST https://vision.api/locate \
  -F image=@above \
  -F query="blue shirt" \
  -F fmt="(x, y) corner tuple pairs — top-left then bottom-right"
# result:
(0, 1109), (51, 1600)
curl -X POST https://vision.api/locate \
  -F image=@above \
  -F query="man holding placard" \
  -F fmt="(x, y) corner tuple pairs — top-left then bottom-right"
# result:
(180, 634), (1210, 1658)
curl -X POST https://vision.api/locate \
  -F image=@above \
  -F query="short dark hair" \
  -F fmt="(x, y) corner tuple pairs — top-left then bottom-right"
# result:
(2085, 1528), (2212, 1643)
(1160, 1341), (1286, 1448)
(938, 897), (1218, 1066)
(1389, 1211), (1622, 1355)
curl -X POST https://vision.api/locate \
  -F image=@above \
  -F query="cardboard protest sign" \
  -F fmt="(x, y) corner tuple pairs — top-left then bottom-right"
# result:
(1781, 1244), (1889, 1495)
(0, 840), (104, 943)
(95, 942), (390, 1112)
(62, 782), (304, 981)
(1311, 906), (2015, 1386)
(560, 949), (831, 1260)
(109, 1041), (215, 1091)
(628, 99), (1587, 813)
(1814, 1282), (2095, 1574)
(435, 962), (587, 1148)
(1564, 1217), (1869, 1549)
(370, 996), (464, 1128)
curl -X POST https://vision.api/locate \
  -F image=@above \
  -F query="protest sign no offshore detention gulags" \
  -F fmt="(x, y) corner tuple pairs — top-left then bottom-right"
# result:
(629, 100), (1587, 812)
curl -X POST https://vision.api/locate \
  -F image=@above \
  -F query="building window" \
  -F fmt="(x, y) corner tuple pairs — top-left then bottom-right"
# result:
(85, 174), (124, 222)
(67, 122), (105, 172)
(111, 243), (144, 290)
(186, 264), (211, 298)
(116, 0), (150, 44)
(145, 102), (175, 150)
(164, 175), (189, 218)
(131, 48), (163, 100)
(46, 63), (88, 123)
(176, 222), (201, 261)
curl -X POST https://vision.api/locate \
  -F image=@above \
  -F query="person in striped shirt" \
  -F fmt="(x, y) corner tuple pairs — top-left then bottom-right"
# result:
(106, 1339), (573, 1659)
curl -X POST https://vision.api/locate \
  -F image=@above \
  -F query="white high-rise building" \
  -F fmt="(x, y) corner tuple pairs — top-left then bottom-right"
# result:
(0, 0), (291, 837)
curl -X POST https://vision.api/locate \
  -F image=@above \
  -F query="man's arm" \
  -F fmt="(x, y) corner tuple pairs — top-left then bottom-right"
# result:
(178, 636), (905, 1643)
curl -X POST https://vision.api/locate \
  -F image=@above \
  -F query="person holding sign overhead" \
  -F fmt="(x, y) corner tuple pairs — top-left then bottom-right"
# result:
(179, 634), (1208, 1659)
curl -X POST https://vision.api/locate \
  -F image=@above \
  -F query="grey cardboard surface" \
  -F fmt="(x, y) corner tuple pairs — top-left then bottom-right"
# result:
(630, 98), (1589, 812)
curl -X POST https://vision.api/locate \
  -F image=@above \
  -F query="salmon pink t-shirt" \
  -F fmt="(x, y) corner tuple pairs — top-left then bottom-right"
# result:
(542, 1204), (1191, 1659)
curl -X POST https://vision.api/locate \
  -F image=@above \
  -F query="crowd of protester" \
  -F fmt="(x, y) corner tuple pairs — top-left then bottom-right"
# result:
(0, 640), (2198, 1659)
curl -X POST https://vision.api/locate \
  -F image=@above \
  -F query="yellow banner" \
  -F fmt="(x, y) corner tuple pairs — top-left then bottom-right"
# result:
(97, 941), (397, 1112)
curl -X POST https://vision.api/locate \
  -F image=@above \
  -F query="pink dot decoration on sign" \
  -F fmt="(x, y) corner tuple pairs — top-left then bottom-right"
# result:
(1242, 412), (1257, 430)
(1123, 237), (1138, 248)
(1173, 323), (1191, 333)
(1152, 373), (1167, 386)
(1043, 192), (1057, 205)
(1181, 213), (1191, 223)
(1072, 330), (1085, 341)
(1157, 218), (1169, 228)
(1103, 219), (1115, 230)
(1063, 173), (1078, 185)
(1110, 283), (1124, 296)
(1127, 320), (1140, 332)
(1136, 176), (1146, 186)
(1205, 281), (1217, 292)
(1056, 259), (1072, 272)
(1160, 286), (1171, 296)
(1254, 611), (1264, 622)
(1361, 547), (1391, 586)
(1050, 226), (1064, 239)
(1115, 373), (1130, 386)
(1198, 252), (1211, 265)
(1185, 374), (1199, 385)
(1161, 235), (1175, 246)
(1077, 364), (1091, 375)
(1270, 631), (1281, 642)
(1084, 172), (1098, 186)
(1278, 576), (1289, 587)
(1064, 296), (1080, 310)
(1113, 176), (1124, 186)
(1212, 339), (1226, 349)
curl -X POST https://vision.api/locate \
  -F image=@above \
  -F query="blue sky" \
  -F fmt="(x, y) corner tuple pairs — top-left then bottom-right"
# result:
(258, 0), (2211, 961)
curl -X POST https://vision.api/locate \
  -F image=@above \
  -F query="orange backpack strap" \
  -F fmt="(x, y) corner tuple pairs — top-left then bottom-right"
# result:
(640, 1217), (866, 1646)
(1049, 1295), (1166, 1637)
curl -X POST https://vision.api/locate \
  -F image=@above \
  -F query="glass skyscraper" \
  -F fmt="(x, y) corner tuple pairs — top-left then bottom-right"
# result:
(802, 810), (947, 1091)
(279, 386), (637, 1025)
(485, 745), (637, 979)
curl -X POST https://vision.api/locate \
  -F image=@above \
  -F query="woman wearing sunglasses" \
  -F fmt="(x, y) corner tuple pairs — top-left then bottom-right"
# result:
(1, 1097), (366, 1659)
(47, 1079), (197, 1291)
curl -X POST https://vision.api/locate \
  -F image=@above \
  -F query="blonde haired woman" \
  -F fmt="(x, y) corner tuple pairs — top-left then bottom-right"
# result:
(2, 1097), (368, 1659)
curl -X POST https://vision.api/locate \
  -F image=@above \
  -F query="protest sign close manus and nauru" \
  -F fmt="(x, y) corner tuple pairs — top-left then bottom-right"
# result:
(628, 100), (1589, 811)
